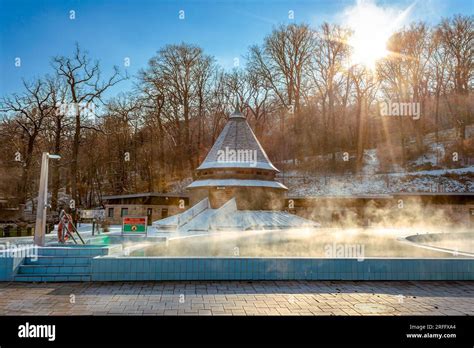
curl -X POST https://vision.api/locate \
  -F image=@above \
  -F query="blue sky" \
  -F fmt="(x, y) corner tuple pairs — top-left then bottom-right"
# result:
(0, 0), (472, 98)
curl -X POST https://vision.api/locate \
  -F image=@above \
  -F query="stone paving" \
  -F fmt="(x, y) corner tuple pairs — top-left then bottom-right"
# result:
(0, 281), (472, 316)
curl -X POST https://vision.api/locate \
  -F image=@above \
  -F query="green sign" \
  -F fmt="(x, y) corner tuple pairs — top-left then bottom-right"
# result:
(122, 217), (147, 234)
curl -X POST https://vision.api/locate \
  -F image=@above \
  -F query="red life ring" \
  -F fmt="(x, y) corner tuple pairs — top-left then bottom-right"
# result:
(57, 216), (74, 243)
(57, 222), (64, 243)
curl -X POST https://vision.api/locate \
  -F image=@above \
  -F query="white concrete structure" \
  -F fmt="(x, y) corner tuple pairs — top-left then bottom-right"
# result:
(34, 152), (60, 246)
(153, 198), (318, 233)
(153, 107), (318, 233)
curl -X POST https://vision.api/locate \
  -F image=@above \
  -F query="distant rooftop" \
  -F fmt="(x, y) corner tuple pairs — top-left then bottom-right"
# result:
(188, 179), (287, 190)
(102, 192), (189, 200)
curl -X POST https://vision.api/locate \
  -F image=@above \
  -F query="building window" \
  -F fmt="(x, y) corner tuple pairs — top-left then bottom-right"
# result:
(108, 208), (114, 218)
(121, 208), (128, 217)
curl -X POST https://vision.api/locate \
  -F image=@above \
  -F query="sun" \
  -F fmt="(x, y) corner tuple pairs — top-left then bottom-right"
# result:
(343, 0), (414, 69)
(348, 28), (390, 69)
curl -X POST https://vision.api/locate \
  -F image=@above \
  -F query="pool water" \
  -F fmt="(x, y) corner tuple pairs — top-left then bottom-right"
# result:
(407, 232), (474, 254)
(129, 228), (467, 258)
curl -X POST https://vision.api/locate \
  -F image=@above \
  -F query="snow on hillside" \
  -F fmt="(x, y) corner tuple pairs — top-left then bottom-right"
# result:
(410, 143), (445, 167)
(169, 126), (474, 196)
(169, 150), (473, 196)
(281, 149), (473, 196)
(282, 125), (474, 196)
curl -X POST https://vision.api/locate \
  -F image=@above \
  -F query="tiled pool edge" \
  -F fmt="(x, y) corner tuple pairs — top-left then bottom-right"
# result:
(91, 257), (474, 281)
(0, 253), (24, 281)
(0, 245), (121, 281)
(2, 249), (474, 281)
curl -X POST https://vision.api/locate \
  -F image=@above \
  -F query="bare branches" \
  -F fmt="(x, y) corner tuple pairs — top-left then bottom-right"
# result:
(438, 15), (473, 95)
(247, 23), (316, 112)
(50, 43), (128, 202)
(0, 14), (472, 206)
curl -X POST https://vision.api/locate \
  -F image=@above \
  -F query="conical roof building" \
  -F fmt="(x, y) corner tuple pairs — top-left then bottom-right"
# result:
(187, 107), (287, 210)
(153, 107), (318, 232)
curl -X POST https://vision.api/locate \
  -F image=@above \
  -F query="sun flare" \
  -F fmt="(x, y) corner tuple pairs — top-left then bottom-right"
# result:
(344, 0), (414, 68)
(349, 30), (390, 69)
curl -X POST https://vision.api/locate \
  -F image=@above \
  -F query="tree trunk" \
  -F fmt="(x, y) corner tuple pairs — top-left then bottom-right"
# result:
(20, 134), (36, 204)
(71, 97), (81, 209)
(51, 117), (62, 213)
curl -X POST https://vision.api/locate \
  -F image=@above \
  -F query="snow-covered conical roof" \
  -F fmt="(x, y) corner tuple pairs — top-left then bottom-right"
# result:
(196, 107), (279, 172)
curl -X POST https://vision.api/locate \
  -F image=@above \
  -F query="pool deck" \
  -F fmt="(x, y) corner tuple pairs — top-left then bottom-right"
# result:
(0, 281), (472, 316)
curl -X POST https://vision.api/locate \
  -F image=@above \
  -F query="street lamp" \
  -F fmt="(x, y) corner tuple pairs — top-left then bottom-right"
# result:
(34, 152), (61, 246)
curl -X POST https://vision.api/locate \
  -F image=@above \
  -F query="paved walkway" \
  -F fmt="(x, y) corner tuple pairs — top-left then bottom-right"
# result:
(0, 281), (472, 316)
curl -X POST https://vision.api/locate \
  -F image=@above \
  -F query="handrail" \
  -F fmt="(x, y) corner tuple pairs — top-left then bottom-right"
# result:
(58, 210), (85, 244)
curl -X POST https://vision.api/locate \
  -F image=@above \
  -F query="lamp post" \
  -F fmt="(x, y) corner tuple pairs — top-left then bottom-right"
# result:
(34, 152), (61, 246)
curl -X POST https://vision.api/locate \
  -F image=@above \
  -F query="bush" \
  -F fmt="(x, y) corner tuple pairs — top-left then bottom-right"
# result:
(377, 143), (404, 172)
(442, 138), (474, 167)
(409, 163), (441, 172)
(100, 221), (110, 233)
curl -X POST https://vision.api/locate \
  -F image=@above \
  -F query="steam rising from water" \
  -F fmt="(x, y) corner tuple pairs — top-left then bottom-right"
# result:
(299, 195), (468, 230)
(130, 196), (472, 258)
(132, 226), (472, 258)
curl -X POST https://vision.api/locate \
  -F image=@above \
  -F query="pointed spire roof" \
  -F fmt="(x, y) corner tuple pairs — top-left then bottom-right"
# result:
(196, 107), (279, 172)
(230, 101), (245, 119)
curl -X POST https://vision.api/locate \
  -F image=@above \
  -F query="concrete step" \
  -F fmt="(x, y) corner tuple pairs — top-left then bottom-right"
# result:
(17, 265), (90, 275)
(13, 245), (121, 282)
(154, 225), (177, 230)
(25, 256), (91, 266)
(38, 247), (110, 257)
(14, 274), (91, 282)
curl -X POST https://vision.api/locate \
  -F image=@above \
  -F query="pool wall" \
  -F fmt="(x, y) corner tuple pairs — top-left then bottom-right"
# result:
(1, 246), (473, 282)
(0, 249), (26, 281)
(86, 235), (167, 245)
(91, 257), (474, 281)
(0, 245), (121, 282)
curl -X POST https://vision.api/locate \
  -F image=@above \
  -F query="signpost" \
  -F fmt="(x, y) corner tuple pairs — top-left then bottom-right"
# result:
(122, 217), (147, 235)
(34, 152), (61, 246)
(80, 209), (105, 220)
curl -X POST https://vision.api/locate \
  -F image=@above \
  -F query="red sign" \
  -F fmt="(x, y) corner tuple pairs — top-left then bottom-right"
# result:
(123, 217), (146, 224)
(122, 216), (147, 234)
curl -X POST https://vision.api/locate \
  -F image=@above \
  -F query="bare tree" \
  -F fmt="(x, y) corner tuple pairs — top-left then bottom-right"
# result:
(102, 95), (142, 194)
(44, 77), (71, 212)
(225, 69), (271, 137)
(137, 75), (167, 191)
(429, 27), (451, 147)
(350, 65), (378, 172)
(142, 43), (214, 174)
(249, 24), (314, 114)
(1, 78), (53, 203)
(310, 23), (350, 169)
(438, 15), (473, 140)
(52, 43), (126, 204)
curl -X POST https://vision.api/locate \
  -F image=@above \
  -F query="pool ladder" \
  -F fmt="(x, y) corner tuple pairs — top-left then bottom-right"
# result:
(58, 210), (85, 244)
